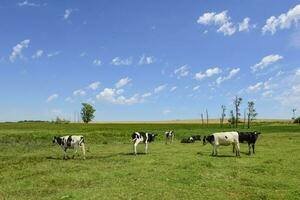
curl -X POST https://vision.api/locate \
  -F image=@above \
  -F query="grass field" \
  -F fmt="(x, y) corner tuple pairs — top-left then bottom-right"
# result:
(1, 122), (300, 200)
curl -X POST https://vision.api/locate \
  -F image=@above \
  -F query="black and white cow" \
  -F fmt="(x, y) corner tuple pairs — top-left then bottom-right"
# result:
(181, 136), (195, 143)
(235, 131), (261, 155)
(203, 131), (240, 157)
(181, 135), (201, 143)
(53, 135), (86, 160)
(131, 132), (157, 155)
(165, 130), (174, 144)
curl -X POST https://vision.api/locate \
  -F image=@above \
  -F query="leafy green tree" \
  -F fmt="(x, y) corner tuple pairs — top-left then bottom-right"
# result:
(228, 110), (235, 128)
(81, 103), (96, 123)
(247, 101), (258, 128)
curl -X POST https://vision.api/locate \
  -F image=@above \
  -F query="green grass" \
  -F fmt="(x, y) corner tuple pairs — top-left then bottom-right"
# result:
(0, 122), (300, 200)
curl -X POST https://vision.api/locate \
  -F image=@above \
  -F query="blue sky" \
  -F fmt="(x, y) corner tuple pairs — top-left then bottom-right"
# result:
(1, 0), (300, 121)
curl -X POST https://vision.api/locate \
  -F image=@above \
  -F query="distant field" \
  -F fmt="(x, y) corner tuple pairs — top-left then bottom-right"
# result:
(1, 122), (300, 200)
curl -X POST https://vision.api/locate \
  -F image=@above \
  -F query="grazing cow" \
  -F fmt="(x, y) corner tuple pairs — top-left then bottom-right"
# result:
(181, 136), (195, 143)
(203, 132), (240, 157)
(191, 135), (201, 141)
(52, 135), (86, 160)
(165, 130), (174, 144)
(131, 132), (157, 155)
(234, 131), (261, 155)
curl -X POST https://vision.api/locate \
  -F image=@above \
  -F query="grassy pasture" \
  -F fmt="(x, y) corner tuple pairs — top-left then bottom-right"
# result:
(0, 122), (300, 200)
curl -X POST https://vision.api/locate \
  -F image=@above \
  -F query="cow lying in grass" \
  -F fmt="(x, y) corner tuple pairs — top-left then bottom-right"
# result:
(181, 136), (195, 143)
(181, 135), (201, 143)
(234, 131), (261, 155)
(165, 130), (174, 144)
(203, 132), (240, 157)
(131, 132), (157, 155)
(52, 135), (86, 160)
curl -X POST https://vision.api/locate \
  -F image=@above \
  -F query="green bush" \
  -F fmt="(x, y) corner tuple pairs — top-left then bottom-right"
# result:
(294, 117), (300, 123)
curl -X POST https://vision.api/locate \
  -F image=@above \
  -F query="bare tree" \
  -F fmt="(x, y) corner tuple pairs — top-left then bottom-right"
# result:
(234, 96), (243, 128)
(206, 109), (209, 126)
(229, 110), (235, 128)
(247, 101), (258, 128)
(220, 105), (226, 127)
(243, 109), (246, 128)
(292, 108), (297, 120)
(201, 113), (204, 125)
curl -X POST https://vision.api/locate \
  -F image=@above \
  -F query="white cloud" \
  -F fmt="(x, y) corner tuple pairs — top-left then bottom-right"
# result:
(238, 17), (252, 32)
(47, 51), (60, 57)
(174, 65), (189, 78)
(296, 69), (300, 76)
(47, 94), (58, 102)
(247, 82), (263, 92)
(154, 84), (167, 93)
(138, 55), (155, 65)
(262, 4), (300, 34)
(64, 9), (72, 20)
(73, 89), (86, 96)
(193, 85), (201, 91)
(142, 92), (152, 98)
(111, 57), (132, 66)
(170, 86), (177, 92)
(93, 59), (102, 66)
(32, 49), (43, 59)
(88, 81), (100, 90)
(217, 21), (236, 36)
(9, 39), (30, 62)
(197, 11), (254, 35)
(251, 54), (283, 72)
(195, 67), (221, 80)
(17, 0), (40, 7)
(262, 90), (273, 97)
(216, 68), (240, 85)
(162, 109), (171, 115)
(96, 88), (143, 105)
(115, 77), (132, 88)
(292, 84), (300, 93)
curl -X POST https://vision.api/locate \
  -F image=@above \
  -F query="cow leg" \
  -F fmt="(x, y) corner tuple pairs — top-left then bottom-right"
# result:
(133, 140), (140, 155)
(145, 142), (148, 154)
(248, 143), (251, 155)
(232, 144), (235, 153)
(171, 134), (174, 144)
(252, 144), (255, 154)
(236, 143), (240, 157)
(73, 145), (78, 159)
(63, 148), (67, 160)
(81, 143), (86, 159)
(165, 137), (168, 145)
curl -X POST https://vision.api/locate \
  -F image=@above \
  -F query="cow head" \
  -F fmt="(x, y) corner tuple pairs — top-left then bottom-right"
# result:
(203, 135), (214, 145)
(52, 136), (62, 145)
(254, 131), (261, 135)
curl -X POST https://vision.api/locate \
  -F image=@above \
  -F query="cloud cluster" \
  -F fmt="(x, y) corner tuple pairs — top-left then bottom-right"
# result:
(216, 68), (240, 85)
(195, 67), (221, 80)
(64, 9), (72, 20)
(197, 11), (253, 36)
(47, 94), (58, 102)
(9, 39), (30, 62)
(73, 89), (86, 96)
(251, 54), (283, 72)
(88, 81), (100, 90)
(32, 49), (43, 59)
(111, 57), (132, 66)
(154, 84), (167, 93)
(262, 4), (300, 34)
(115, 77), (131, 88)
(174, 65), (189, 78)
(17, 0), (40, 7)
(138, 55), (155, 65)
(93, 59), (102, 66)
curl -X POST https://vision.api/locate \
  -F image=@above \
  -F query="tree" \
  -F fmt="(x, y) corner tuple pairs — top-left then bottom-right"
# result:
(247, 101), (258, 128)
(228, 110), (235, 128)
(206, 109), (209, 126)
(220, 105), (226, 127)
(81, 103), (96, 123)
(292, 108), (297, 120)
(234, 96), (242, 128)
